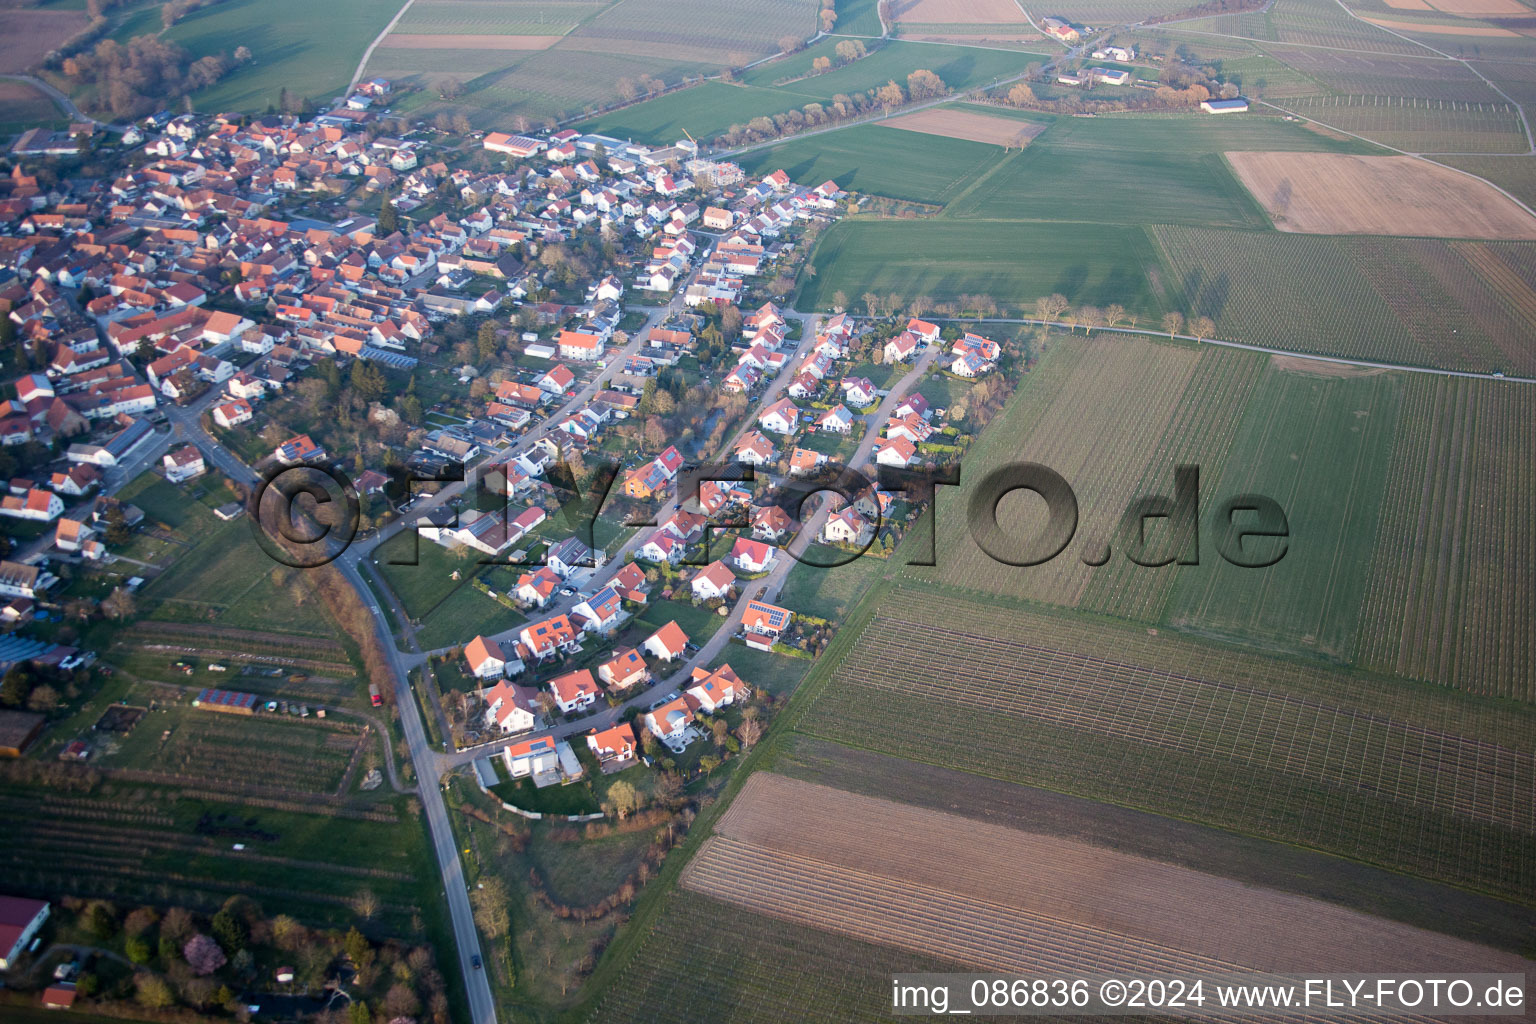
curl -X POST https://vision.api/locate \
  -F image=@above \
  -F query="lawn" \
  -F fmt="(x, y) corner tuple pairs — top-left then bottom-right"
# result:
(635, 594), (730, 643)
(117, 473), (335, 636)
(797, 218), (1169, 317)
(376, 528), (481, 621)
(760, 40), (1044, 102)
(415, 576), (527, 650)
(774, 543), (889, 620)
(575, 81), (814, 147)
(156, 0), (408, 112)
(738, 123), (1004, 204)
(707, 641), (811, 696)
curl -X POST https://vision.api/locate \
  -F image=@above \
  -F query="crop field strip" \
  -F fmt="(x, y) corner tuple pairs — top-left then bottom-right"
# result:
(682, 775), (1530, 990)
(1278, 94), (1527, 151)
(912, 336), (1204, 608)
(1355, 376), (1536, 699)
(1254, 46), (1509, 101)
(836, 615), (1535, 833)
(1149, 225), (1536, 374)
(1163, 364), (1402, 659)
(795, 587), (1536, 901)
(586, 892), (966, 1024)
(394, 0), (605, 35)
(0, 784), (424, 932)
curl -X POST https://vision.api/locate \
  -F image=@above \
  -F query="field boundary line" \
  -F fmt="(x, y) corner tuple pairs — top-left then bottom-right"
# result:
(896, 315), (1536, 382)
(350, 0), (422, 91)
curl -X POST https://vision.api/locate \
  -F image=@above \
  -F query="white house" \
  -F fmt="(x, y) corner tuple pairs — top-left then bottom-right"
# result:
(642, 620), (689, 662)
(465, 635), (512, 679)
(758, 398), (799, 435)
(690, 560), (736, 601)
(730, 537), (776, 574)
(549, 668), (600, 713)
(483, 679), (540, 733)
(686, 663), (747, 712)
(162, 445), (205, 483)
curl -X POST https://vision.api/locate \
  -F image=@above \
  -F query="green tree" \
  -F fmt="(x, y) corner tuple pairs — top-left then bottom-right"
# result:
(377, 189), (398, 235)
(350, 359), (386, 403)
(86, 903), (116, 941)
(135, 974), (176, 1009)
(211, 908), (247, 953)
(343, 926), (373, 969)
(477, 321), (498, 362)
(125, 936), (152, 964)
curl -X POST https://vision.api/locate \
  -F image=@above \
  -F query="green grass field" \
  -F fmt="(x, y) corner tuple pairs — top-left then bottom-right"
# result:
(576, 81), (816, 146)
(162, 0), (407, 111)
(832, 0), (883, 36)
(797, 218), (1169, 316)
(736, 123), (1005, 204)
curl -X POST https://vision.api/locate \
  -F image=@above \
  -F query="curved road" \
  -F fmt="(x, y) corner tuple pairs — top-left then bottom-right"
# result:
(0, 74), (121, 130)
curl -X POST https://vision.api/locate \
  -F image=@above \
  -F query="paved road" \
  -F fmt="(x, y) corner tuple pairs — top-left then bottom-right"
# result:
(0, 74), (121, 130)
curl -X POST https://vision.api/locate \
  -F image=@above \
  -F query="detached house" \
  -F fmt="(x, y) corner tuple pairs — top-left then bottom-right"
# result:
(730, 536), (776, 574)
(687, 663), (747, 711)
(741, 600), (793, 651)
(758, 398), (799, 435)
(823, 507), (873, 547)
(484, 679), (541, 733)
(586, 721), (638, 771)
(642, 620), (689, 662)
(690, 559), (736, 601)
(162, 444), (205, 483)
(597, 646), (649, 690)
(883, 331), (919, 364)
(549, 668), (600, 713)
(465, 634), (513, 679)
(520, 614), (580, 661)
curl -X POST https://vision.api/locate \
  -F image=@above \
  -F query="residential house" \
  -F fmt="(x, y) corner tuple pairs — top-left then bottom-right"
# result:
(687, 663), (747, 711)
(734, 430), (775, 466)
(752, 504), (793, 541)
(882, 331), (919, 363)
(484, 679), (540, 733)
(642, 620), (689, 662)
(549, 668), (600, 713)
(212, 399), (252, 427)
(571, 585), (624, 634)
(162, 444), (204, 483)
(515, 566), (561, 607)
(519, 614), (580, 661)
(690, 559), (736, 601)
(465, 635), (512, 679)
(596, 647), (648, 690)
(730, 536), (776, 574)
(823, 507), (873, 546)
(0, 488), (63, 522)
(586, 722), (637, 771)
(816, 404), (853, 434)
(874, 435), (918, 468)
(642, 694), (696, 745)
(557, 329), (603, 362)
(741, 599), (793, 651)
(637, 532), (683, 565)
(503, 735), (560, 780)
(758, 398), (799, 435)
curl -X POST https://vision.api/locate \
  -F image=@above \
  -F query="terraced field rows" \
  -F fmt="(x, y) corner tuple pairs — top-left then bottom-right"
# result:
(913, 336), (1202, 606)
(1281, 95), (1525, 151)
(842, 616), (1535, 832)
(685, 835), (1253, 976)
(1357, 378), (1536, 699)
(1078, 348), (1265, 620)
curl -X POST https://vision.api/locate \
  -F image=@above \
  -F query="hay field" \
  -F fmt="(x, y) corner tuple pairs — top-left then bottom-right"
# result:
(686, 774), (1532, 975)
(1226, 151), (1536, 238)
(1362, 14), (1521, 32)
(891, 0), (1025, 22)
(0, 8), (87, 72)
(882, 106), (1046, 145)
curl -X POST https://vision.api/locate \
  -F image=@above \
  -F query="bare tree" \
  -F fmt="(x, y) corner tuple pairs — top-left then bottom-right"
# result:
(1104, 303), (1126, 329)
(1162, 311), (1184, 338)
(1189, 315), (1215, 342)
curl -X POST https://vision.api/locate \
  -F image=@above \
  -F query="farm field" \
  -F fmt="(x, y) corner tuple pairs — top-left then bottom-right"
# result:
(1276, 95), (1527, 153)
(584, 891), (963, 1023)
(774, 735), (1536, 952)
(393, 0), (606, 36)
(1255, 46), (1507, 101)
(889, 0), (1024, 25)
(944, 113), (1378, 228)
(734, 123), (1005, 204)
(1150, 225), (1536, 373)
(0, 79), (64, 133)
(797, 218), (1168, 316)
(686, 774), (1532, 973)
(1439, 154), (1536, 207)
(795, 587), (1536, 903)
(881, 105), (1047, 145)
(833, 0), (885, 35)
(115, 473), (340, 637)
(1225, 151), (1536, 238)
(376, 0), (823, 123)
(766, 39), (1043, 101)
(1355, 375), (1536, 699)
(574, 81), (813, 146)
(156, 0), (406, 111)
(0, 6), (87, 72)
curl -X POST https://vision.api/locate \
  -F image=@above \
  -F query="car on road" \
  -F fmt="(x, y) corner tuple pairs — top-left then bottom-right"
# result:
(471, 955), (482, 969)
